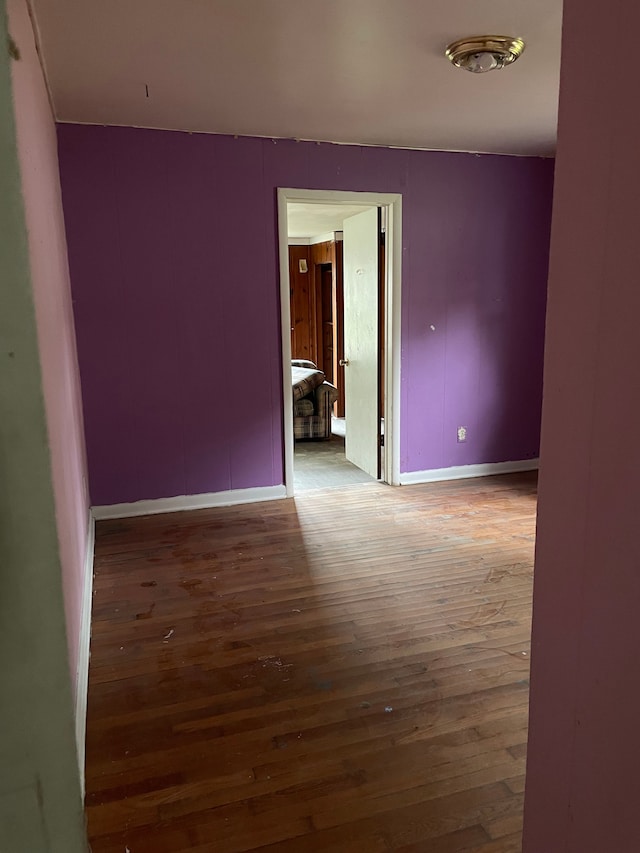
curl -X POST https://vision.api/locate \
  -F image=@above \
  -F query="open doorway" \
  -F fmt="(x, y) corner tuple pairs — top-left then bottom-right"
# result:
(289, 203), (376, 491)
(277, 189), (402, 496)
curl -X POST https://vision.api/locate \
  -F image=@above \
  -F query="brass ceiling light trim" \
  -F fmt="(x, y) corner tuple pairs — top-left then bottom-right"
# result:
(445, 35), (525, 74)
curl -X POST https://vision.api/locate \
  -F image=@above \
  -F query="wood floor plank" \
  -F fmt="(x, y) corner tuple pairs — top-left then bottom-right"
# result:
(85, 472), (536, 851)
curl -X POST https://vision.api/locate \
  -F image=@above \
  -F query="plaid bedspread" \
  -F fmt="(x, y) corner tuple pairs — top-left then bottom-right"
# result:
(292, 373), (338, 440)
(292, 366), (325, 401)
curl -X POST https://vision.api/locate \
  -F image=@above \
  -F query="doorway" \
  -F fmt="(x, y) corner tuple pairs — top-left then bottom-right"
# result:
(278, 189), (402, 496)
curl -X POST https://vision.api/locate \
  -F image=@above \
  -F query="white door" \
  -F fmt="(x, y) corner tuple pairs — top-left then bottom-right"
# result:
(342, 207), (380, 479)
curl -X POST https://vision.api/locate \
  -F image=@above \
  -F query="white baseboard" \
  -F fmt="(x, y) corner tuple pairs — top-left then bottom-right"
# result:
(75, 510), (95, 795)
(92, 484), (288, 521)
(399, 458), (539, 486)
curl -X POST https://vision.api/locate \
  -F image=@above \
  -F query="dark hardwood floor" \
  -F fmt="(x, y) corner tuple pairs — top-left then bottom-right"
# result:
(85, 473), (537, 852)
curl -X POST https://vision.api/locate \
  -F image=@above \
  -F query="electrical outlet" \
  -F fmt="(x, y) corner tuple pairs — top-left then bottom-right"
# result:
(457, 426), (467, 443)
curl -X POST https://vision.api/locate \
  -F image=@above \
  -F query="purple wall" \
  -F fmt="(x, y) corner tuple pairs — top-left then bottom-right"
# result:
(57, 124), (553, 506)
(10, 0), (89, 685)
(524, 0), (640, 849)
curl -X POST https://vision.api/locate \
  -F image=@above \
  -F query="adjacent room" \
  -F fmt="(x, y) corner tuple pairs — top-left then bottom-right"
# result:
(287, 200), (386, 493)
(10, 2), (639, 853)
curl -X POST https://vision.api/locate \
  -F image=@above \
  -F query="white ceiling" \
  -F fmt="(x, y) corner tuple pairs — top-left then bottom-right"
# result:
(287, 203), (373, 239)
(31, 0), (562, 156)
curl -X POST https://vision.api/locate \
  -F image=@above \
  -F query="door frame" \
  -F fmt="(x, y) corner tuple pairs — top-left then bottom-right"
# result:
(277, 188), (403, 495)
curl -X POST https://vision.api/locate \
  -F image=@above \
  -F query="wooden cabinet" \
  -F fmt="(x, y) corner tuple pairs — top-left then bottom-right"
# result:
(289, 245), (314, 364)
(288, 239), (345, 416)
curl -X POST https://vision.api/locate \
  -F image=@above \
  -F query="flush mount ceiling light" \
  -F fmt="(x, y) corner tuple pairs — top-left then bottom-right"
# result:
(445, 35), (525, 73)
